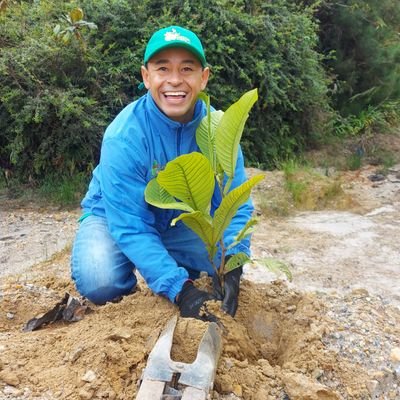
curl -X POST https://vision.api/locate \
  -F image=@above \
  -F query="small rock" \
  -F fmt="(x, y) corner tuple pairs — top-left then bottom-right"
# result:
(96, 389), (116, 400)
(224, 358), (234, 370)
(78, 388), (94, 400)
(312, 369), (324, 380)
(70, 347), (84, 363)
(3, 385), (23, 396)
(217, 377), (233, 393)
(6, 313), (14, 319)
(107, 328), (132, 341)
(389, 390), (398, 399)
(0, 369), (20, 386)
(258, 360), (276, 378)
(254, 387), (270, 398)
(81, 370), (96, 383)
(351, 288), (369, 297)
(283, 372), (340, 400)
(368, 173), (385, 182)
(366, 380), (379, 396)
(233, 384), (242, 397)
(390, 347), (400, 363)
(29, 376), (39, 385)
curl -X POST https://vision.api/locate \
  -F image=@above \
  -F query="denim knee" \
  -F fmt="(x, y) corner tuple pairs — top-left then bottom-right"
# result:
(71, 215), (137, 304)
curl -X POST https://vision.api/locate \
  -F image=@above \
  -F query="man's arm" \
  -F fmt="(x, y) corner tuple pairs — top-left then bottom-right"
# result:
(99, 135), (188, 303)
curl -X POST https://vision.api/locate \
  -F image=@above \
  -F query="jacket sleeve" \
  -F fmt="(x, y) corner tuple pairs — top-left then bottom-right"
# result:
(99, 134), (188, 303)
(222, 146), (254, 257)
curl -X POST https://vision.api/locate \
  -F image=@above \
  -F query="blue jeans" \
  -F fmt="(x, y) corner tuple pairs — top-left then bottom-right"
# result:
(71, 215), (217, 304)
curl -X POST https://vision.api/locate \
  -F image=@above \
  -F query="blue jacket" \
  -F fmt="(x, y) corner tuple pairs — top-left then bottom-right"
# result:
(81, 92), (254, 302)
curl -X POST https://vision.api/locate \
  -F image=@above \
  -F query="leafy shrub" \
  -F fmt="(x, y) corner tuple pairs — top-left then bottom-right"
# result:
(0, 1), (110, 181)
(316, 0), (400, 116)
(0, 0), (331, 182)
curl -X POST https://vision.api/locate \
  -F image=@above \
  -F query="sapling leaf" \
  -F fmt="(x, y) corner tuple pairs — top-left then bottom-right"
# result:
(227, 216), (259, 250)
(171, 211), (216, 256)
(212, 174), (264, 244)
(197, 92), (209, 105)
(225, 252), (251, 273)
(216, 89), (258, 180)
(196, 110), (224, 172)
(144, 178), (194, 213)
(157, 152), (214, 214)
(258, 257), (293, 282)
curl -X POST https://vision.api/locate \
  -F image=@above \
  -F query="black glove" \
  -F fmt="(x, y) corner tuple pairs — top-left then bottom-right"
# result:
(176, 281), (215, 321)
(213, 266), (242, 317)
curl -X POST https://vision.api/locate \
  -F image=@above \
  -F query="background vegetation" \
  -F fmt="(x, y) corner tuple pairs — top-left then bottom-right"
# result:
(1, 0), (399, 202)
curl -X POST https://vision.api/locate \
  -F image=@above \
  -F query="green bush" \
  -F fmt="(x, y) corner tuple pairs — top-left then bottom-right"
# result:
(316, 0), (400, 116)
(0, 1), (110, 181)
(0, 0), (331, 182)
(86, 0), (331, 166)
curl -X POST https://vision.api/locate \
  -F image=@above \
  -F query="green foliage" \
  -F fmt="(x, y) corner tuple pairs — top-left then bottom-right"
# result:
(38, 172), (89, 206)
(257, 257), (293, 282)
(331, 101), (400, 138)
(0, 0), (109, 181)
(3, 0), (398, 184)
(317, 0), (400, 116)
(0, 0), (331, 184)
(53, 7), (98, 46)
(281, 159), (308, 204)
(192, 0), (330, 166)
(346, 153), (362, 171)
(157, 152), (215, 214)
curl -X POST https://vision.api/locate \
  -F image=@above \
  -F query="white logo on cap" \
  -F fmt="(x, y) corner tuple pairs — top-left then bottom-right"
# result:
(164, 28), (190, 43)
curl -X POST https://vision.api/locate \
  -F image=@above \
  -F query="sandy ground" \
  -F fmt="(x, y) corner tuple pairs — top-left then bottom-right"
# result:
(0, 164), (400, 400)
(249, 164), (400, 308)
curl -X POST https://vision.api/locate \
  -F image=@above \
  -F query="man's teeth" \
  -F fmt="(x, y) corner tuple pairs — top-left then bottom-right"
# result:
(164, 92), (186, 97)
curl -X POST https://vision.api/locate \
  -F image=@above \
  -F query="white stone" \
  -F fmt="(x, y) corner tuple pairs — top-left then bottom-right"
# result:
(390, 347), (400, 363)
(81, 370), (96, 383)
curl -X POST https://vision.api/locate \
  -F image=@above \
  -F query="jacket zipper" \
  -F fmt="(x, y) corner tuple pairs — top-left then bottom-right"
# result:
(176, 127), (182, 157)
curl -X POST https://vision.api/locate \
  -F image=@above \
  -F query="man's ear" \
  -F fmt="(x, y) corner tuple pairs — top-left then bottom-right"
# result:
(201, 67), (210, 91)
(141, 65), (150, 89)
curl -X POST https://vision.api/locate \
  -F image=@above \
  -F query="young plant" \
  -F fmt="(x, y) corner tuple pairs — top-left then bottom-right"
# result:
(145, 89), (290, 295)
(53, 8), (97, 46)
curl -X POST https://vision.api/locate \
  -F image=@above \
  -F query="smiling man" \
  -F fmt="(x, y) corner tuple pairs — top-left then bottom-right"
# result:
(71, 26), (254, 319)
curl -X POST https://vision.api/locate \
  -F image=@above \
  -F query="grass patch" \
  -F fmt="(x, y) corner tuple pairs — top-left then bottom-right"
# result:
(0, 173), (89, 208)
(346, 153), (363, 171)
(256, 194), (292, 217)
(38, 173), (89, 207)
(280, 159), (353, 210)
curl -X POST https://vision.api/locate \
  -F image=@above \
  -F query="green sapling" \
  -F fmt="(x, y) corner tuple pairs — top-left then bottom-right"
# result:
(145, 89), (291, 298)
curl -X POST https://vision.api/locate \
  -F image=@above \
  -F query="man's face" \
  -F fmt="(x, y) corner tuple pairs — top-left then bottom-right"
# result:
(141, 47), (209, 123)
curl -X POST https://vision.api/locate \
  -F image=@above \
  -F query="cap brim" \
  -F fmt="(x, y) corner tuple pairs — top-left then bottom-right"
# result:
(145, 42), (207, 67)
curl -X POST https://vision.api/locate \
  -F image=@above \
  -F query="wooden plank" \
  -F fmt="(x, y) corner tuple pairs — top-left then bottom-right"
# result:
(135, 379), (165, 400)
(181, 387), (207, 400)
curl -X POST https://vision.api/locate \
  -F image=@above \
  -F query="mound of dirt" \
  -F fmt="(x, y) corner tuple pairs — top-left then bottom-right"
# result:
(1, 253), (399, 399)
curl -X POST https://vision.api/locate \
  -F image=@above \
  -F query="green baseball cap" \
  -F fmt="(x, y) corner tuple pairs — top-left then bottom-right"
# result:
(144, 25), (207, 67)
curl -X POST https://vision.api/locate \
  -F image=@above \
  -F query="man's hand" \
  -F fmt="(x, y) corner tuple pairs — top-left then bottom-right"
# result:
(213, 266), (242, 317)
(176, 281), (215, 321)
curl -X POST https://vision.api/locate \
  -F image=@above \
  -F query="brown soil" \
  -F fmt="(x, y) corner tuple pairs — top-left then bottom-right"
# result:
(1, 158), (400, 399)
